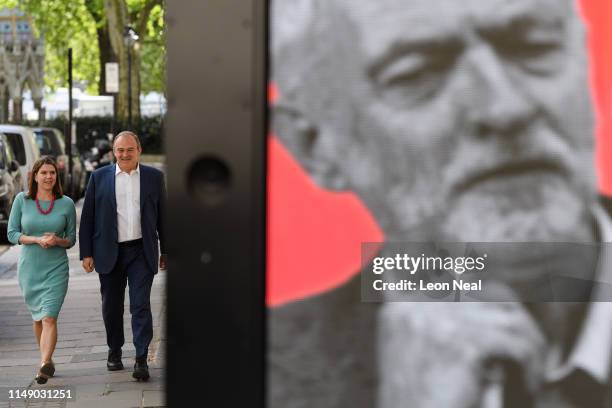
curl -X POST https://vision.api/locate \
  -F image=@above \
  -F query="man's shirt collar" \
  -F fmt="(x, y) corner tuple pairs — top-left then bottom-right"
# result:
(547, 204), (612, 385)
(115, 163), (140, 176)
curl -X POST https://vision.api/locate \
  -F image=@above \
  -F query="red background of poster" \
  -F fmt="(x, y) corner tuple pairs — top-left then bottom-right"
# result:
(267, 0), (612, 306)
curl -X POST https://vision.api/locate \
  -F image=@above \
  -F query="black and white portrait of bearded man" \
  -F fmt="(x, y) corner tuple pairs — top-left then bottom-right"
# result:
(269, 0), (612, 407)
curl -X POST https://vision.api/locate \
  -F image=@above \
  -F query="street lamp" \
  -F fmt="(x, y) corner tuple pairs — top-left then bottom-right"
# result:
(123, 26), (139, 129)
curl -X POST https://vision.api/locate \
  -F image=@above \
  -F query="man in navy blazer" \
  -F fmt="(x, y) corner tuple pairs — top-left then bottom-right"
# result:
(79, 131), (166, 381)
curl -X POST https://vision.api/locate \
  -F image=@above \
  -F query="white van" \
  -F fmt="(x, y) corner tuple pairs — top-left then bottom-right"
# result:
(0, 125), (41, 191)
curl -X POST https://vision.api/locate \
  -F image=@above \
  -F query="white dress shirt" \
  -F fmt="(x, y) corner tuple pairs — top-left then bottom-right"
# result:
(480, 204), (612, 407)
(545, 204), (612, 384)
(115, 163), (142, 242)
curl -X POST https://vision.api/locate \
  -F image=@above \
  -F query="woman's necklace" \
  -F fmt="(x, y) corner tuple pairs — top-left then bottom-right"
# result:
(35, 196), (55, 215)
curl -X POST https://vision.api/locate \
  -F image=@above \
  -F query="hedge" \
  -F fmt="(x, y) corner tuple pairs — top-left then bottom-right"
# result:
(21, 115), (164, 154)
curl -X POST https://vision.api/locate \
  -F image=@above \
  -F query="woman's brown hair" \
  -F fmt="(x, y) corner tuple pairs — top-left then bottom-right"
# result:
(26, 156), (63, 199)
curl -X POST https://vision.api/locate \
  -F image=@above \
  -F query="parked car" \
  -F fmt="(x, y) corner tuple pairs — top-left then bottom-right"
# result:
(32, 127), (87, 199)
(0, 133), (23, 234)
(0, 125), (40, 191)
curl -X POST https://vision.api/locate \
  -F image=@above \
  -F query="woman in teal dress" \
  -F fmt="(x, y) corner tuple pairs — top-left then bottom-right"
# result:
(7, 156), (76, 384)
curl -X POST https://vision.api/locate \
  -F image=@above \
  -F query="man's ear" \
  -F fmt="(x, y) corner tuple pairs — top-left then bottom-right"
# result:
(272, 102), (348, 191)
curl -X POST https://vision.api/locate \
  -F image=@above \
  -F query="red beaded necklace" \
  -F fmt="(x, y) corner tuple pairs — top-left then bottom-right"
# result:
(35, 196), (55, 215)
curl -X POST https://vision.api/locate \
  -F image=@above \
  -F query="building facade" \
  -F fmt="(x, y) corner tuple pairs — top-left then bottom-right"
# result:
(0, 8), (44, 122)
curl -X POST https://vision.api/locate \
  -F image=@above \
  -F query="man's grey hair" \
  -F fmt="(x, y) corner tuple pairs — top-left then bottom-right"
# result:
(271, 0), (582, 106)
(112, 131), (142, 149)
(271, 0), (340, 109)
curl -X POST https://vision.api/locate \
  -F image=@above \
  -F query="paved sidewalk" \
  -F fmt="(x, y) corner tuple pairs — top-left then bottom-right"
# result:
(0, 198), (166, 408)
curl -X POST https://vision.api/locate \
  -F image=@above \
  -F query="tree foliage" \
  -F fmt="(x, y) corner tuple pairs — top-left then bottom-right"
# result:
(0, 0), (165, 98)
(105, 0), (164, 122)
(139, 1), (164, 94)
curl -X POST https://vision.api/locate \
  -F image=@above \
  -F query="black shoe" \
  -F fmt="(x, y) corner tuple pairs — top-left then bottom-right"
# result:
(35, 373), (48, 384)
(35, 361), (55, 384)
(132, 357), (150, 381)
(107, 350), (124, 371)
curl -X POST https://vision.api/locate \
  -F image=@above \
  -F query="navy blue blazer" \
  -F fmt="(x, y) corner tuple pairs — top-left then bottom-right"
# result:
(79, 163), (166, 274)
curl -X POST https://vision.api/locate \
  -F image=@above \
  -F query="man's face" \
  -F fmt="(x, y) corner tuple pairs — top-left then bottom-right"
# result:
(326, 0), (595, 243)
(113, 135), (141, 172)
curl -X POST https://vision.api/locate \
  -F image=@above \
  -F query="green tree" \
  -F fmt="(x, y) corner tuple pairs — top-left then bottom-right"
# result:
(84, 0), (114, 96)
(0, 0), (165, 122)
(0, 0), (99, 92)
(105, 0), (164, 123)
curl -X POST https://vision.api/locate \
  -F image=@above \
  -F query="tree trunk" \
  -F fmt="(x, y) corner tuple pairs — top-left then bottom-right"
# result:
(105, 0), (141, 125)
(131, 46), (141, 124)
(97, 24), (116, 96)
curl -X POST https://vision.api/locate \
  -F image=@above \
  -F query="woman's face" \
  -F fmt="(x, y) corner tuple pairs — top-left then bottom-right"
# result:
(35, 164), (57, 192)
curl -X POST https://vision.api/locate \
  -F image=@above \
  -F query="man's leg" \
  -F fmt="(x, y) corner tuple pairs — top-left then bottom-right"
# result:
(99, 264), (128, 356)
(127, 247), (154, 359)
(125, 243), (154, 380)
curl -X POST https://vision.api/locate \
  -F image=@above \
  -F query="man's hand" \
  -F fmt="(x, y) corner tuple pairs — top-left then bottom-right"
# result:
(82, 257), (95, 273)
(378, 296), (546, 408)
(159, 254), (167, 270)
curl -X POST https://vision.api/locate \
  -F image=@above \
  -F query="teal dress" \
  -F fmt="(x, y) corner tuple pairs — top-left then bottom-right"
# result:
(7, 192), (77, 321)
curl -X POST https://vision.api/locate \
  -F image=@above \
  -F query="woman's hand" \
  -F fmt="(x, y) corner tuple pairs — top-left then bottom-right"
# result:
(36, 236), (50, 248)
(39, 233), (58, 248)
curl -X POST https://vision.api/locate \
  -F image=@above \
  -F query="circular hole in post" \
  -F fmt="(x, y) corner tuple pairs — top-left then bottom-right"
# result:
(186, 156), (231, 207)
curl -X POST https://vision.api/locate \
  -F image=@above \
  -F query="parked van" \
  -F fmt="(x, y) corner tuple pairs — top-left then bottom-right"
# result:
(0, 133), (22, 233)
(0, 125), (40, 191)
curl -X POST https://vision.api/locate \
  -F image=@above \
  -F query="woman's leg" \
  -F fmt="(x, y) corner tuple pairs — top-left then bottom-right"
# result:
(33, 320), (42, 348)
(40, 317), (57, 364)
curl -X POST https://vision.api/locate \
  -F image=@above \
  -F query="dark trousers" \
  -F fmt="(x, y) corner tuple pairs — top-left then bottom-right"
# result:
(99, 240), (154, 359)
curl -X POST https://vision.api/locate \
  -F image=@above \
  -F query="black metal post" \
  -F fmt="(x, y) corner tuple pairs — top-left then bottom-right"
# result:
(166, 1), (266, 405)
(127, 45), (132, 130)
(67, 48), (73, 180)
